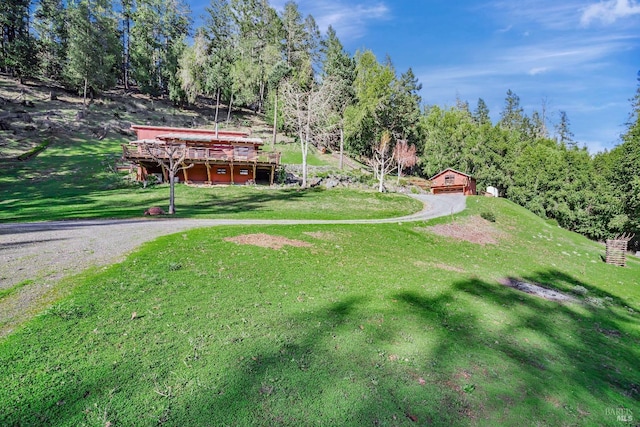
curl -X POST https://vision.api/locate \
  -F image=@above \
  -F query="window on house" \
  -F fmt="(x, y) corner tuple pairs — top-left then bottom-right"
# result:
(444, 174), (455, 185)
(216, 168), (227, 174)
(239, 169), (249, 176)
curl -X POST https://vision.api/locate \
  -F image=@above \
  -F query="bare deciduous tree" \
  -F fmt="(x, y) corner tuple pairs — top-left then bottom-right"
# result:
(393, 139), (417, 184)
(142, 142), (194, 214)
(367, 130), (397, 192)
(280, 77), (339, 187)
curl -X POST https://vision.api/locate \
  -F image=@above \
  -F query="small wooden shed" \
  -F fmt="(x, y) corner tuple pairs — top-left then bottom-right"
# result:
(429, 168), (477, 195)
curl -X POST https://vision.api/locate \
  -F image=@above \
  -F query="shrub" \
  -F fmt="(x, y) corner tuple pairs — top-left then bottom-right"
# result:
(480, 211), (496, 222)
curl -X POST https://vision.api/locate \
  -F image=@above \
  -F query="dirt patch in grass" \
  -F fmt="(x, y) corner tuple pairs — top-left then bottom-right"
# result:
(499, 277), (578, 303)
(421, 215), (504, 246)
(224, 233), (312, 250)
(303, 231), (341, 240)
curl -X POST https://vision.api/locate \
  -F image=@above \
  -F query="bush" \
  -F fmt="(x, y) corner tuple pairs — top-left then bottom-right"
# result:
(480, 211), (496, 222)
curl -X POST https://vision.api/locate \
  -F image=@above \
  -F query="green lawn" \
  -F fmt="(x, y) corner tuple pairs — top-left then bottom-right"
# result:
(275, 142), (331, 166)
(1, 197), (638, 426)
(0, 136), (417, 222)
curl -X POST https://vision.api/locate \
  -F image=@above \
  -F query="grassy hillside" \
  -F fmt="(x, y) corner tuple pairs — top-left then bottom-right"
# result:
(0, 77), (410, 223)
(1, 197), (638, 426)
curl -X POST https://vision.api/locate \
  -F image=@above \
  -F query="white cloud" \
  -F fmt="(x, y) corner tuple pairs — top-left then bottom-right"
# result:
(313, 3), (390, 39)
(273, 1), (390, 40)
(484, 0), (585, 29)
(529, 67), (549, 75)
(581, 0), (640, 26)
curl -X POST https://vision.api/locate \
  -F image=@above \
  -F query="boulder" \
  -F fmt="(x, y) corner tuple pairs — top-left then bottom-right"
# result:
(144, 207), (166, 216)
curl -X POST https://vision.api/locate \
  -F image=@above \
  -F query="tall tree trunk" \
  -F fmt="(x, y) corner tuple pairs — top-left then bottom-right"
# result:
(214, 88), (220, 123)
(397, 161), (402, 184)
(226, 93), (233, 123)
(272, 91), (277, 149)
(168, 168), (176, 214)
(83, 77), (88, 107)
(302, 99), (311, 188)
(378, 153), (385, 193)
(339, 127), (344, 170)
(258, 81), (265, 113)
(123, 5), (130, 91)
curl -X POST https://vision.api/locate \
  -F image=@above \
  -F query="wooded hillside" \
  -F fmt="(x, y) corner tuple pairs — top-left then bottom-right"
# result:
(1, 0), (638, 244)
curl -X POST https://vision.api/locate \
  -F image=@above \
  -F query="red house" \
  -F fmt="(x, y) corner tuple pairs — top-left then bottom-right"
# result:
(429, 168), (477, 195)
(122, 125), (281, 185)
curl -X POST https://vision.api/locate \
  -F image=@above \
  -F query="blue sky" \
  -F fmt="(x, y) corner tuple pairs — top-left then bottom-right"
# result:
(192, 0), (640, 153)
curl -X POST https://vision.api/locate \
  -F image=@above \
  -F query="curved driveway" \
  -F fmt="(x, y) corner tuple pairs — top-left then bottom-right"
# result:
(0, 194), (465, 336)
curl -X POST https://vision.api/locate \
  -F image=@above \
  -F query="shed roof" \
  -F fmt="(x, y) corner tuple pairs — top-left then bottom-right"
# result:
(429, 168), (474, 181)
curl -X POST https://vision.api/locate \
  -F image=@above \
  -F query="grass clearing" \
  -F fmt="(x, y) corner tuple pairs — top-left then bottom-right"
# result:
(274, 142), (330, 166)
(0, 134), (419, 222)
(1, 197), (638, 426)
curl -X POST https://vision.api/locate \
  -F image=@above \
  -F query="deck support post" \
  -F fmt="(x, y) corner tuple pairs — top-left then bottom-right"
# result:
(205, 161), (212, 184)
(182, 162), (190, 183)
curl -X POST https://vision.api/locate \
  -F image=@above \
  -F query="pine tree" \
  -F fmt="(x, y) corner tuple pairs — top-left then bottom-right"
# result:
(130, 0), (191, 97)
(555, 110), (575, 147)
(65, 0), (120, 105)
(499, 89), (524, 132)
(33, 0), (68, 82)
(321, 26), (355, 168)
(204, 0), (237, 120)
(612, 72), (640, 234)
(229, 0), (280, 112)
(344, 50), (394, 158)
(473, 98), (491, 125)
(0, 0), (38, 83)
(120, 0), (133, 89)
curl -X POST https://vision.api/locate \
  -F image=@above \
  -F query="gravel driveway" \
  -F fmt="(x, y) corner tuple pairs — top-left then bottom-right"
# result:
(0, 194), (465, 336)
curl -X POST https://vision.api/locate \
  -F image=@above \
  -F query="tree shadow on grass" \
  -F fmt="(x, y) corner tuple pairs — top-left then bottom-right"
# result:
(172, 187), (316, 218)
(397, 271), (640, 424)
(2, 270), (639, 426)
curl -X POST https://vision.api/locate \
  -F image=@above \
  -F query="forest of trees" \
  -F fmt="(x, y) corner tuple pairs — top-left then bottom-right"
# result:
(1, 0), (638, 243)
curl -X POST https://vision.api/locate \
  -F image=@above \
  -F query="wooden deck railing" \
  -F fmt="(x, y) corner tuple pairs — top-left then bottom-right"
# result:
(122, 142), (280, 165)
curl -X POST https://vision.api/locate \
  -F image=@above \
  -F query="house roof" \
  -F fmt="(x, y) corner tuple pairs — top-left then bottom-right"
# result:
(428, 168), (474, 181)
(155, 133), (264, 145)
(130, 124), (248, 137)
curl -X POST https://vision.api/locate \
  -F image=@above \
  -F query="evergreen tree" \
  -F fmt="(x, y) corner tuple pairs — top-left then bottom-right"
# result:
(0, 0), (38, 83)
(120, 0), (133, 89)
(130, 0), (191, 97)
(387, 68), (422, 146)
(205, 0), (237, 120)
(321, 25), (355, 167)
(65, 0), (120, 104)
(33, 0), (68, 82)
(229, 0), (280, 111)
(280, 1), (318, 88)
(344, 50), (394, 158)
(555, 110), (575, 147)
(499, 89), (525, 132)
(473, 98), (491, 125)
(611, 73), (640, 235)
